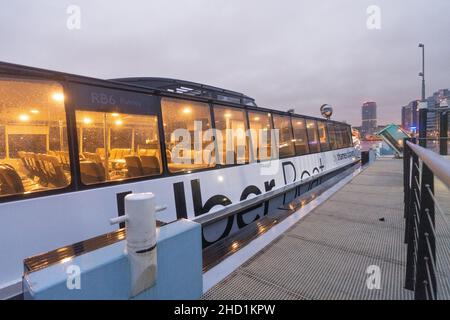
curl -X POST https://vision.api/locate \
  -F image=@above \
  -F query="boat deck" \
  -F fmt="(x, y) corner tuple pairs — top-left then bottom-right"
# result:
(203, 158), (450, 300)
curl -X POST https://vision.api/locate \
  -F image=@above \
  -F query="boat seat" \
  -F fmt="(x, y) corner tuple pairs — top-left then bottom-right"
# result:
(39, 154), (70, 187)
(110, 148), (131, 160)
(0, 163), (24, 196)
(124, 156), (144, 178)
(55, 151), (70, 170)
(95, 148), (105, 159)
(83, 152), (102, 164)
(18, 151), (34, 178)
(80, 161), (106, 184)
(295, 145), (308, 155)
(140, 155), (160, 175)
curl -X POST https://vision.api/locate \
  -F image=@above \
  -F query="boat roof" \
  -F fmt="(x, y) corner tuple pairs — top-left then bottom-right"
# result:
(111, 77), (257, 107)
(0, 61), (350, 126)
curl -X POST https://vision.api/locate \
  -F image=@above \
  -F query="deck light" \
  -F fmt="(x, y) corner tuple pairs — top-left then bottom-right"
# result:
(83, 117), (92, 124)
(52, 92), (65, 102)
(60, 257), (73, 264)
(19, 114), (30, 122)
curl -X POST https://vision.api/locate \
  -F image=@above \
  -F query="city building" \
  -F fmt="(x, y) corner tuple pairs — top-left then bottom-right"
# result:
(399, 89), (449, 137)
(425, 89), (450, 137)
(361, 101), (377, 138)
(401, 100), (419, 133)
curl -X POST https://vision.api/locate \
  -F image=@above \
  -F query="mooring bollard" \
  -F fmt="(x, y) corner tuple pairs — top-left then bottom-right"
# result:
(110, 192), (166, 297)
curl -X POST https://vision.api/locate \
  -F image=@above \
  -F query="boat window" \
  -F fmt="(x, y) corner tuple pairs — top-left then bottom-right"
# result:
(327, 122), (337, 150)
(341, 125), (352, 148)
(272, 114), (295, 158)
(161, 98), (215, 173)
(306, 119), (321, 153)
(248, 111), (273, 161)
(292, 117), (310, 155)
(335, 123), (345, 149)
(75, 111), (162, 184)
(346, 126), (354, 147)
(0, 77), (71, 197)
(341, 125), (349, 148)
(318, 121), (330, 152)
(213, 105), (248, 165)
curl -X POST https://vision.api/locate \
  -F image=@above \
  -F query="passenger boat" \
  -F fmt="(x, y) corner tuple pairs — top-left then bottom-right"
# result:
(0, 61), (358, 298)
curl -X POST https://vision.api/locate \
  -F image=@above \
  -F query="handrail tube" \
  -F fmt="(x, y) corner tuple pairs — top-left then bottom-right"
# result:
(406, 141), (450, 189)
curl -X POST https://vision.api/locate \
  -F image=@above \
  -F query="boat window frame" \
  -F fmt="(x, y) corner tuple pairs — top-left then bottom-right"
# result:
(68, 82), (166, 189)
(289, 115), (309, 157)
(272, 113), (296, 159)
(246, 109), (275, 162)
(160, 96), (217, 174)
(317, 120), (331, 152)
(212, 104), (250, 166)
(0, 75), (75, 203)
(327, 121), (337, 150)
(305, 119), (321, 154)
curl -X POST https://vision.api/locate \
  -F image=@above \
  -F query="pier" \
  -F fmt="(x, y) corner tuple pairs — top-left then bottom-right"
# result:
(203, 157), (450, 300)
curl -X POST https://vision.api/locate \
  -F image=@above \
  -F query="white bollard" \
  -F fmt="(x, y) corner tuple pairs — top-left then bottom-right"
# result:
(109, 192), (166, 297)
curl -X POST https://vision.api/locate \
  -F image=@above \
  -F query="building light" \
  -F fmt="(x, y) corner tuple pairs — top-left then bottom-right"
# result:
(254, 117), (260, 121)
(224, 113), (232, 118)
(111, 113), (120, 117)
(30, 109), (39, 114)
(183, 107), (192, 114)
(115, 119), (123, 126)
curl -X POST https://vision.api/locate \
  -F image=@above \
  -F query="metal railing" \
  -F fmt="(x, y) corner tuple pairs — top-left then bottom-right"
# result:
(403, 138), (450, 300)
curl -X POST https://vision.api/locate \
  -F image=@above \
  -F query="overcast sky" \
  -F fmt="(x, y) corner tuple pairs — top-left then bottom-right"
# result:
(0, 0), (449, 126)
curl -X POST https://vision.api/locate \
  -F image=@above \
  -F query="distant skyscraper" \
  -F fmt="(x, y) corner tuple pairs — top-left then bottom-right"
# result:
(401, 101), (419, 133)
(399, 89), (449, 136)
(425, 89), (450, 135)
(361, 102), (377, 137)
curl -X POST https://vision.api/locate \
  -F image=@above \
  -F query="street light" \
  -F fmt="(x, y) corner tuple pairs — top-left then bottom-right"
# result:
(418, 43), (425, 102)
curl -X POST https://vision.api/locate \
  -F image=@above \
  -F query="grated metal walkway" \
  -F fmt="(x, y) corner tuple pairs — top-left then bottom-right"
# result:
(203, 159), (450, 300)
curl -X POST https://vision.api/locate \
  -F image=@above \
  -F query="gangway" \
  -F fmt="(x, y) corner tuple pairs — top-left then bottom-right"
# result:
(376, 124), (410, 157)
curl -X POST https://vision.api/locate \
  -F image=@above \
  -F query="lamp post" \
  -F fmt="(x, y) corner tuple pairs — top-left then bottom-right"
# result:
(418, 43), (425, 102)
(417, 43), (426, 146)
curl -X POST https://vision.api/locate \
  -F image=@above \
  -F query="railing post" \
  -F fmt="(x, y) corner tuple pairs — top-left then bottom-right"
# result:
(419, 108), (428, 148)
(404, 139), (418, 290)
(414, 162), (436, 300)
(404, 138), (412, 224)
(440, 110), (448, 156)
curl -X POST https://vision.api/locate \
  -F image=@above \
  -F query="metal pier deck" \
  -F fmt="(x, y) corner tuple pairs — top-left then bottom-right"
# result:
(203, 158), (450, 300)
